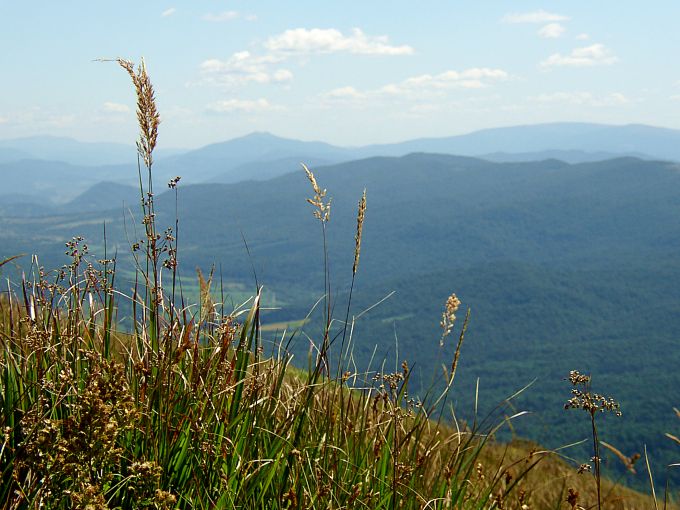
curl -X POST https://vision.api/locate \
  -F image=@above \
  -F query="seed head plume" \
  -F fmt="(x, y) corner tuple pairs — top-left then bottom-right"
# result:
(302, 163), (331, 222)
(353, 189), (366, 275)
(440, 293), (461, 347)
(117, 58), (160, 169)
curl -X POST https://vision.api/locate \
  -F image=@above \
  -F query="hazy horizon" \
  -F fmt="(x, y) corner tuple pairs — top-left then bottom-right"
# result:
(2, 2), (680, 148)
(2, 120), (680, 152)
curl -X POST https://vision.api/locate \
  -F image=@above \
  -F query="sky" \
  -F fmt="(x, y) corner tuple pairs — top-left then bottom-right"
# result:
(2, 1), (680, 148)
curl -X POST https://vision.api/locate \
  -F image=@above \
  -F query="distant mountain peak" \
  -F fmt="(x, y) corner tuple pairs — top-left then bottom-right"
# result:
(239, 131), (281, 140)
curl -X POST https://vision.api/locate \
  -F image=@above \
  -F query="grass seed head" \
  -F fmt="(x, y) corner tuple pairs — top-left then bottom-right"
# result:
(353, 189), (366, 275)
(302, 163), (331, 222)
(118, 58), (160, 169)
(440, 293), (461, 346)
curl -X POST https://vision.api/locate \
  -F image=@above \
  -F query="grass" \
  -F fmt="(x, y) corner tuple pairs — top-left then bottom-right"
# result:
(0, 58), (674, 509)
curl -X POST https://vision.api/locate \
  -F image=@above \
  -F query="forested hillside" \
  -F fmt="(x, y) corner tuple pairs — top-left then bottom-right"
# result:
(3, 152), (680, 487)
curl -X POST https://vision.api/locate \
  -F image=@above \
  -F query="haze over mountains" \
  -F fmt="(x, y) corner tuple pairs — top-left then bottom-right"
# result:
(1, 122), (678, 206)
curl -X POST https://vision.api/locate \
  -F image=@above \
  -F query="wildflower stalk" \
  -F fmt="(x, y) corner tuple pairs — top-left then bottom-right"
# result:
(338, 188), (366, 377)
(565, 370), (622, 510)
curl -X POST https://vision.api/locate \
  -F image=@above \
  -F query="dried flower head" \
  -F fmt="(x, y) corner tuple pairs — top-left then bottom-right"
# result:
(577, 463), (591, 474)
(118, 58), (160, 169)
(564, 371), (622, 416)
(566, 488), (579, 510)
(440, 293), (461, 346)
(302, 163), (331, 222)
(568, 370), (591, 385)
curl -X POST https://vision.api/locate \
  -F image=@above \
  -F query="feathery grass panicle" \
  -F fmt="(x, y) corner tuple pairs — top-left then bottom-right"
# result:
(353, 189), (366, 275)
(302, 163), (331, 222)
(440, 293), (461, 347)
(117, 58), (160, 169)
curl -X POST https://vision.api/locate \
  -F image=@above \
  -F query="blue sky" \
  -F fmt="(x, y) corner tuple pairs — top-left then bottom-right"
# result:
(2, 1), (680, 148)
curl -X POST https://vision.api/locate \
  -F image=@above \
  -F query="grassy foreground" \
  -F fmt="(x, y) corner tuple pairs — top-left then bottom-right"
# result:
(0, 59), (671, 509)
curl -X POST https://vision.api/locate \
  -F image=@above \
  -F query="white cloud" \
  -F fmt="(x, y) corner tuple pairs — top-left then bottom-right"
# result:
(324, 86), (367, 100)
(196, 26), (411, 90)
(207, 98), (281, 113)
(319, 68), (508, 107)
(317, 86), (369, 109)
(102, 102), (130, 113)
(272, 69), (294, 82)
(199, 51), (292, 87)
(576, 33), (590, 41)
(45, 114), (77, 128)
(503, 10), (569, 24)
(533, 91), (629, 106)
(540, 44), (618, 68)
(607, 92), (629, 104)
(203, 11), (239, 22)
(380, 68), (509, 96)
(264, 28), (414, 56)
(0, 108), (77, 129)
(244, 14), (258, 22)
(538, 23), (566, 39)
(161, 7), (176, 18)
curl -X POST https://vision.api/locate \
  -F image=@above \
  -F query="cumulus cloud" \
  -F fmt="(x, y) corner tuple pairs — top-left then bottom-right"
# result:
(272, 69), (294, 82)
(197, 27), (411, 89)
(380, 68), (509, 96)
(538, 23), (566, 39)
(323, 86), (367, 100)
(161, 7), (176, 17)
(540, 44), (618, 68)
(0, 108), (77, 129)
(207, 98), (281, 113)
(503, 10), (569, 24)
(576, 33), (590, 41)
(264, 28), (414, 56)
(199, 51), (292, 87)
(318, 86), (369, 107)
(102, 102), (130, 113)
(320, 68), (509, 107)
(202, 11), (239, 22)
(533, 91), (629, 106)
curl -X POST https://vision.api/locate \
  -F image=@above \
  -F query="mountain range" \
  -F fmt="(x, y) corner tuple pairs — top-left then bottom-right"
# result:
(1, 122), (679, 205)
